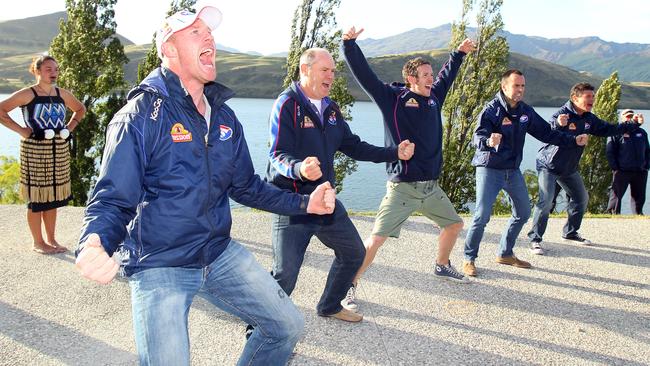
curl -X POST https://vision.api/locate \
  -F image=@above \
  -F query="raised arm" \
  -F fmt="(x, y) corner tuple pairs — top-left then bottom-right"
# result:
(431, 38), (474, 104)
(342, 26), (394, 103)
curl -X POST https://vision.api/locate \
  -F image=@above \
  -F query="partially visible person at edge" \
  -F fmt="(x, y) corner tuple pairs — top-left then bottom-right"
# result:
(463, 69), (588, 277)
(527, 83), (643, 254)
(606, 109), (648, 215)
(74, 6), (336, 366)
(340, 26), (476, 312)
(0, 55), (85, 254)
(263, 46), (415, 324)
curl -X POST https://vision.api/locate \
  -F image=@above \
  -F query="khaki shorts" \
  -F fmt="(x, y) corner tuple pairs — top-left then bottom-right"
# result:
(372, 180), (462, 238)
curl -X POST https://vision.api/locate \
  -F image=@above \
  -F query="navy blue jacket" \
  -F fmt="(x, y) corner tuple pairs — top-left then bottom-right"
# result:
(606, 124), (650, 171)
(536, 101), (640, 175)
(266, 82), (397, 195)
(472, 92), (578, 169)
(80, 68), (307, 276)
(344, 38), (464, 182)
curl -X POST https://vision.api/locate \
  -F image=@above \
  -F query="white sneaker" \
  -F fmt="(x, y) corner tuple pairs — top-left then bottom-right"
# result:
(530, 240), (545, 255)
(340, 284), (358, 312)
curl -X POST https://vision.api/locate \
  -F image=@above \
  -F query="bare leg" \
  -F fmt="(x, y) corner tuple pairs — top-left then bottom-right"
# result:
(43, 208), (66, 252)
(436, 222), (463, 265)
(352, 235), (388, 284)
(27, 209), (55, 254)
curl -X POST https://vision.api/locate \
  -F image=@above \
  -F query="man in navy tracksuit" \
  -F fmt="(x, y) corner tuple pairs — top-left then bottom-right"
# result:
(527, 83), (642, 253)
(74, 7), (337, 365)
(464, 70), (587, 276)
(342, 26), (476, 309)
(606, 109), (648, 215)
(266, 47), (414, 323)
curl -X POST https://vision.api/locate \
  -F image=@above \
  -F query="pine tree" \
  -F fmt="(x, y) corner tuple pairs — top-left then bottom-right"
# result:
(440, 0), (510, 212)
(581, 72), (621, 213)
(137, 0), (198, 83)
(50, 0), (128, 205)
(284, 0), (357, 193)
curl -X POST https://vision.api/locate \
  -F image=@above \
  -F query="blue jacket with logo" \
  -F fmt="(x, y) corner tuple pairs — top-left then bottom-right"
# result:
(344, 38), (465, 182)
(472, 92), (578, 169)
(606, 124), (650, 171)
(536, 101), (640, 175)
(79, 67), (307, 276)
(266, 82), (398, 195)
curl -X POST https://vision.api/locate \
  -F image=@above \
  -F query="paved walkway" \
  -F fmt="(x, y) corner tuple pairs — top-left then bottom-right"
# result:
(0, 205), (648, 365)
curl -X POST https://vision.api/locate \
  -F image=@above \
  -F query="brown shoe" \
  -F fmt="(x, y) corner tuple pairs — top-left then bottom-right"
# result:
(323, 308), (363, 322)
(495, 255), (531, 268)
(463, 261), (477, 277)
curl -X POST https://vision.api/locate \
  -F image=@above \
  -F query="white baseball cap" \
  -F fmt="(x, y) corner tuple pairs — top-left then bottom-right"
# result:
(155, 5), (223, 58)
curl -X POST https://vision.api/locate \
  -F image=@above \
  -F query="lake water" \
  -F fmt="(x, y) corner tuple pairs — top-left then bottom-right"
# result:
(2, 94), (648, 214)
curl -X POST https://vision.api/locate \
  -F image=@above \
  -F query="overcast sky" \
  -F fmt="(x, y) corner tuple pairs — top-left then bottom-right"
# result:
(1, 0), (648, 54)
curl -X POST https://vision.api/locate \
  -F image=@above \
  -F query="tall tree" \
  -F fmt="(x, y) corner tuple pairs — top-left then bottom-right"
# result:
(284, 0), (357, 193)
(137, 0), (197, 83)
(440, 0), (509, 212)
(50, 0), (128, 205)
(581, 72), (621, 213)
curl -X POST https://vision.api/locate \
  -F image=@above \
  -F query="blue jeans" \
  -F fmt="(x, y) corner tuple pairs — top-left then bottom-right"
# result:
(128, 240), (304, 366)
(464, 167), (531, 261)
(528, 169), (588, 240)
(271, 199), (365, 316)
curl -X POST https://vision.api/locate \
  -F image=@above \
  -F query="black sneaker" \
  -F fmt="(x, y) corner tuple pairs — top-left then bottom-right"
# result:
(563, 234), (592, 246)
(245, 324), (254, 340)
(434, 261), (471, 283)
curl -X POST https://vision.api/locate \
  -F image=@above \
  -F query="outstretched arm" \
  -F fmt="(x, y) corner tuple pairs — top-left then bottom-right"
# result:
(342, 26), (394, 104)
(430, 38), (475, 104)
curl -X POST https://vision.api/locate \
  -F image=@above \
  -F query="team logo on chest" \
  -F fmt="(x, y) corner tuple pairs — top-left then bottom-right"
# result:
(584, 123), (591, 130)
(328, 111), (337, 125)
(405, 98), (419, 108)
(428, 99), (436, 107)
(568, 123), (577, 130)
(170, 123), (192, 142)
(502, 117), (512, 126)
(219, 125), (233, 141)
(520, 114), (529, 123)
(301, 116), (315, 128)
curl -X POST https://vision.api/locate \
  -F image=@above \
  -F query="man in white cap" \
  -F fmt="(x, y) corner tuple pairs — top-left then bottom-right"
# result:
(74, 6), (336, 365)
(607, 109), (648, 214)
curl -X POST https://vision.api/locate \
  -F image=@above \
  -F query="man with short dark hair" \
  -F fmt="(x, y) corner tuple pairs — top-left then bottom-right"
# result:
(527, 83), (642, 253)
(75, 6), (337, 365)
(606, 109), (648, 215)
(342, 26), (476, 310)
(463, 70), (588, 276)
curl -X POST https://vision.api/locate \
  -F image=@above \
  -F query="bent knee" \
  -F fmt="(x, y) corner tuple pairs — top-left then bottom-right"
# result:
(271, 305), (305, 341)
(445, 221), (464, 233)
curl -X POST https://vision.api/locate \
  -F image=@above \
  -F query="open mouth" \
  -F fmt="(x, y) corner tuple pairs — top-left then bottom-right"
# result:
(199, 48), (215, 68)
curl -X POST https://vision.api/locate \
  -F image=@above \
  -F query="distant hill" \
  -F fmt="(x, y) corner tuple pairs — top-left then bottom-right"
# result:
(1, 13), (649, 108)
(2, 44), (650, 109)
(357, 24), (650, 82)
(0, 12), (133, 58)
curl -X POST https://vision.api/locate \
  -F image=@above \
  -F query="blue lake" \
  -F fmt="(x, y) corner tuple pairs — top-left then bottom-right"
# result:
(1, 94), (648, 214)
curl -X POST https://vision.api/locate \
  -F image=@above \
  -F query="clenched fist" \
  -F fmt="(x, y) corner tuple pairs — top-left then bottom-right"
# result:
(557, 113), (569, 127)
(75, 234), (119, 285)
(300, 156), (322, 181)
(307, 181), (336, 214)
(398, 139), (415, 160)
(575, 134), (589, 146)
(488, 133), (502, 148)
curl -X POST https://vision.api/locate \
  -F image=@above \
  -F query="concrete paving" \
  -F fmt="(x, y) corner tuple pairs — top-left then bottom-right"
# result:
(0, 204), (648, 365)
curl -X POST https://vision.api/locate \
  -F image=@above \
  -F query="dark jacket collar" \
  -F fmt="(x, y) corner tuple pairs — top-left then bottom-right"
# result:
(495, 91), (524, 114)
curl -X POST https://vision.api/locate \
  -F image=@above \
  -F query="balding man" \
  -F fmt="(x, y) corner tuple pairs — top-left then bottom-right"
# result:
(265, 47), (414, 323)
